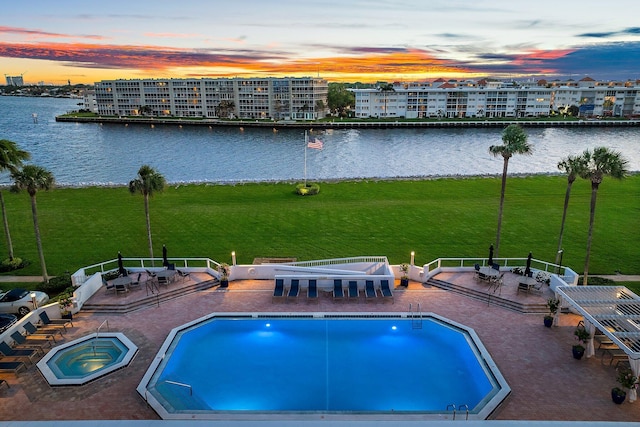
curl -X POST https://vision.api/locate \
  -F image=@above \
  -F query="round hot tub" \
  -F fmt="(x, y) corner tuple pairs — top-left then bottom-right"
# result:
(37, 332), (137, 386)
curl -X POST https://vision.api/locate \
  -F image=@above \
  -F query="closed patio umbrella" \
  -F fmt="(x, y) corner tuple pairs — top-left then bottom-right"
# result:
(162, 245), (168, 267)
(488, 245), (494, 265)
(118, 252), (127, 276)
(525, 252), (532, 277)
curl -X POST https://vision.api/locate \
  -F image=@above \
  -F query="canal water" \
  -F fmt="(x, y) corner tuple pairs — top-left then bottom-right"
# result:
(1, 96), (638, 186)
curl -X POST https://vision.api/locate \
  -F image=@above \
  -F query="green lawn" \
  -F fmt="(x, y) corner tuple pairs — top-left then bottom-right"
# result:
(0, 174), (637, 279)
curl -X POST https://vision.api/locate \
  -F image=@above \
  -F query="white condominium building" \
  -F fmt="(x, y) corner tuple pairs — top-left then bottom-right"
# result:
(352, 77), (640, 119)
(94, 77), (328, 120)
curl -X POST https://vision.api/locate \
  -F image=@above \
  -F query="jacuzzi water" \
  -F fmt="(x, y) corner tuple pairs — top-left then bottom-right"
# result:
(140, 314), (509, 420)
(47, 337), (126, 378)
(37, 332), (138, 386)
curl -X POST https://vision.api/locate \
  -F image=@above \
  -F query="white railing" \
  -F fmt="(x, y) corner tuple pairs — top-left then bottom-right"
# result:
(420, 257), (578, 288)
(283, 256), (388, 268)
(72, 257), (223, 286)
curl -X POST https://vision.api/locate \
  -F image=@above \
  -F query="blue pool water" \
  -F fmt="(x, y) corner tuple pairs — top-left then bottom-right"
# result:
(144, 315), (506, 416)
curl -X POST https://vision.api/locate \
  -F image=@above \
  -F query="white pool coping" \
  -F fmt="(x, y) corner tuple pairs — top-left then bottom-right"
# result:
(37, 332), (138, 386)
(137, 312), (510, 421)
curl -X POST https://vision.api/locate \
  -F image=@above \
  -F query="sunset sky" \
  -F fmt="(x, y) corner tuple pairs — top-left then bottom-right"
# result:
(2, 0), (640, 85)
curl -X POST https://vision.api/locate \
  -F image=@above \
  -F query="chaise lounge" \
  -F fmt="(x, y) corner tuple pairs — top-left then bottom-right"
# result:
(380, 279), (394, 303)
(365, 280), (377, 301)
(0, 361), (27, 375)
(0, 341), (40, 365)
(287, 279), (300, 301)
(307, 279), (318, 303)
(348, 281), (359, 300)
(39, 311), (72, 331)
(333, 279), (344, 300)
(272, 278), (285, 302)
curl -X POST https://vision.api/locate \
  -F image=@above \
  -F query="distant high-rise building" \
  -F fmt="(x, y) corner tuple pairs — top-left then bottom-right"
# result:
(5, 75), (24, 86)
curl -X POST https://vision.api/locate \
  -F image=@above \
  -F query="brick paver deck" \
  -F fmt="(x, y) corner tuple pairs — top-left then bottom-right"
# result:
(1, 272), (638, 422)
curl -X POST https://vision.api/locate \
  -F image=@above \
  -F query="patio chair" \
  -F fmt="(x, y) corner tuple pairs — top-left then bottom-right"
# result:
(10, 331), (48, 352)
(128, 272), (142, 290)
(380, 280), (394, 303)
(287, 279), (300, 301)
(307, 279), (318, 303)
(0, 378), (9, 390)
(0, 341), (39, 365)
(0, 361), (26, 375)
(39, 311), (72, 331)
(177, 269), (191, 282)
(103, 277), (115, 294)
(272, 279), (285, 302)
(115, 281), (130, 295)
(333, 279), (344, 300)
(473, 263), (481, 280)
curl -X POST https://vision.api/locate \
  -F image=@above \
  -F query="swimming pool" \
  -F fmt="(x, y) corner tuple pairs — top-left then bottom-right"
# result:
(138, 313), (509, 420)
(37, 333), (138, 386)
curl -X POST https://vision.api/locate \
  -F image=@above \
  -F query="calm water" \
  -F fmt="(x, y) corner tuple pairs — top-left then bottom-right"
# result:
(151, 317), (496, 412)
(1, 96), (639, 186)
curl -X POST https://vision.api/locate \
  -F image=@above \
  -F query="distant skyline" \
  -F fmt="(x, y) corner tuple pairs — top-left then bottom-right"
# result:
(2, 0), (640, 85)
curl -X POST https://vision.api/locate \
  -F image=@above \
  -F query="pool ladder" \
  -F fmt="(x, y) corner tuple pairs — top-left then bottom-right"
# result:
(96, 319), (110, 337)
(409, 303), (422, 329)
(447, 403), (469, 420)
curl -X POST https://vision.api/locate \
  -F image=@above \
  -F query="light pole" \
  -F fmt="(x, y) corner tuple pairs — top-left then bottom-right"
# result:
(556, 249), (564, 275)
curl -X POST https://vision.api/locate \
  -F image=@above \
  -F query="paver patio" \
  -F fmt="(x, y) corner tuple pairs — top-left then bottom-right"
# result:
(0, 271), (639, 422)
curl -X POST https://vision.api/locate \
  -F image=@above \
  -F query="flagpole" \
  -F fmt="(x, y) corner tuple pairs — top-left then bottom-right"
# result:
(304, 130), (308, 186)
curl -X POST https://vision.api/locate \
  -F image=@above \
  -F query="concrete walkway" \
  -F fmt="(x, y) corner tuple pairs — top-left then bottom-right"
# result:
(0, 276), (45, 283)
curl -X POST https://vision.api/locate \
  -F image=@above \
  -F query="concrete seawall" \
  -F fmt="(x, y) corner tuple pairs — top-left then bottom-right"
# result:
(56, 116), (640, 129)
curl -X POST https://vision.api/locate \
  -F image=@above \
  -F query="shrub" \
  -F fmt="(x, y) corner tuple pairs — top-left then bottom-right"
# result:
(0, 257), (29, 272)
(37, 274), (72, 295)
(296, 183), (320, 196)
(102, 270), (120, 281)
(577, 276), (616, 286)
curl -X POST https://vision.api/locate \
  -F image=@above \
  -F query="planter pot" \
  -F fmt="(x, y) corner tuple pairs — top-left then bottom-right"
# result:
(572, 345), (585, 360)
(220, 279), (229, 288)
(543, 316), (553, 328)
(612, 388), (626, 404)
(400, 278), (409, 287)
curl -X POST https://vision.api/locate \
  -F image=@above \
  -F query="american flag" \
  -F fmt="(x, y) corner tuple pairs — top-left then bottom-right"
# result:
(307, 138), (323, 150)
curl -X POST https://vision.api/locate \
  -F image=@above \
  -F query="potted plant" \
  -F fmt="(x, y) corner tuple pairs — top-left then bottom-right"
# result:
(572, 325), (590, 360)
(58, 292), (74, 320)
(218, 263), (230, 288)
(544, 298), (559, 328)
(613, 366), (638, 404)
(399, 263), (409, 287)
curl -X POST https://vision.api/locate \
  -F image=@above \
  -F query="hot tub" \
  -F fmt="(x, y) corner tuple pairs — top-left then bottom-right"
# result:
(37, 332), (137, 386)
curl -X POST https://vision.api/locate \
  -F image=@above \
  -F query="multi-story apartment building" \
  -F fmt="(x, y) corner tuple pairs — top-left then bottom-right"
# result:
(94, 77), (328, 120)
(352, 77), (640, 119)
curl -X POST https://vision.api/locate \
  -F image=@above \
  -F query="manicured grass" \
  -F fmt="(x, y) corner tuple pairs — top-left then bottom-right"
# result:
(0, 174), (637, 278)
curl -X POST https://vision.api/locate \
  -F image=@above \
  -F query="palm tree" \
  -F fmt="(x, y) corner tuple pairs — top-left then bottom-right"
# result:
(578, 147), (628, 286)
(10, 165), (55, 283)
(556, 155), (587, 265)
(489, 124), (532, 257)
(0, 139), (30, 261)
(129, 165), (166, 264)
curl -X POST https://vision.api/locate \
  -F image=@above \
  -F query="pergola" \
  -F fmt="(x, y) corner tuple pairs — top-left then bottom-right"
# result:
(556, 285), (640, 401)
